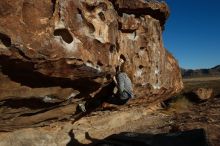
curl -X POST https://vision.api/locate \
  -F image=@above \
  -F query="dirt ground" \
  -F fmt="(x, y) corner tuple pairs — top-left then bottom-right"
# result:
(146, 77), (220, 146)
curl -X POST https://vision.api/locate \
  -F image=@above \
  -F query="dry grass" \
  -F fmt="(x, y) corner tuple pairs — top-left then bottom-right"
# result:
(164, 94), (192, 113)
(183, 76), (220, 82)
(169, 96), (192, 110)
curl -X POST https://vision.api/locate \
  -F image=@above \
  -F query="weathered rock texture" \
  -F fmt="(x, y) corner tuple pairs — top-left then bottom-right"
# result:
(193, 88), (213, 100)
(0, 0), (183, 130)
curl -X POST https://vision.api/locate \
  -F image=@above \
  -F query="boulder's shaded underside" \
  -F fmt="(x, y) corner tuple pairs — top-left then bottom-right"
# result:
(0, 0), (183, 131)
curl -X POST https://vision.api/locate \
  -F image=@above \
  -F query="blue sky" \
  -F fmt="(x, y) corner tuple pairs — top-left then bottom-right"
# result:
(163, 0), (220, 69)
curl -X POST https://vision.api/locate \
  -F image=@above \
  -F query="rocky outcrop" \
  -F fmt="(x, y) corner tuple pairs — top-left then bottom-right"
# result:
(0, 0), (183, 130)
(0, 105), (168, 146)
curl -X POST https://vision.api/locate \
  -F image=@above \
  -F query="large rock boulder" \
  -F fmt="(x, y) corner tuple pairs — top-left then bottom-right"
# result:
(193, 88), (213, 100)
(0, 0), (183, 130)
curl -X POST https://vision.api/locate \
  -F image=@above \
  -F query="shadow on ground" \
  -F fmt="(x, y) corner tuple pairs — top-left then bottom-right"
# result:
(67, 129), (210, 146)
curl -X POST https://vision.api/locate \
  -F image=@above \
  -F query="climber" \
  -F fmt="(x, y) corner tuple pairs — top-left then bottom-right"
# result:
(77, 58), (134, 112)
(105, 58), (134, 105)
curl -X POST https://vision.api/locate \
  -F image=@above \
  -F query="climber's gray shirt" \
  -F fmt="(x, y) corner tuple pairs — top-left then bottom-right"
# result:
(116, 72), (134, 100)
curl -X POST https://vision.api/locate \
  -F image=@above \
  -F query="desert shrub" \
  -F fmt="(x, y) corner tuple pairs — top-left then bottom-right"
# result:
(164, 94), (192, 113)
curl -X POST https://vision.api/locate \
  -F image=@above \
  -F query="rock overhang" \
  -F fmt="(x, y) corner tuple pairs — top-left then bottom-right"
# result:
(0, 0), (183, 130)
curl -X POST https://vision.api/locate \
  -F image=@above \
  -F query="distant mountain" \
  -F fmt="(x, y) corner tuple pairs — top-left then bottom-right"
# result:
(181, 65), (220, 78)
(211, 65), (220, 71)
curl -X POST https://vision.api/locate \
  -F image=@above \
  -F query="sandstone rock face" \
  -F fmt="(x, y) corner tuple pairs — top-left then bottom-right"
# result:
(193, 88), (213, 100)
(0, 0), (183, 130)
